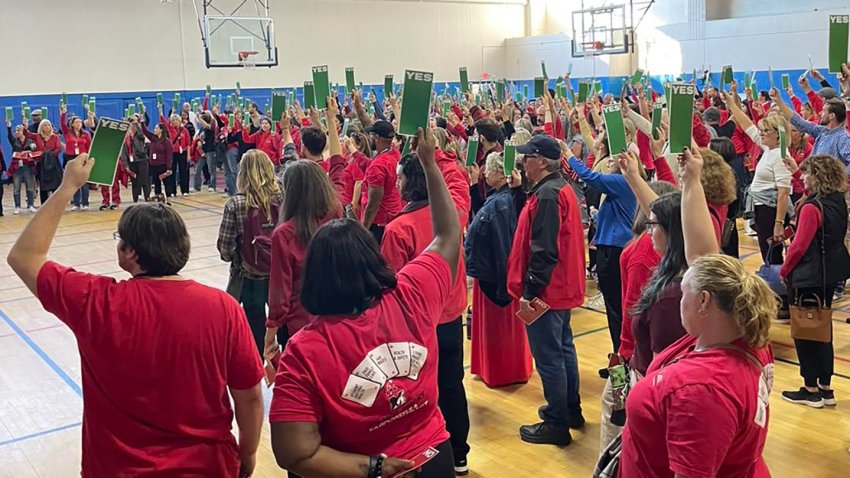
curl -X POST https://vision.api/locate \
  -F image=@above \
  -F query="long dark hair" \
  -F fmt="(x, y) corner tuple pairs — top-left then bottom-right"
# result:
(632, 192), (686, 315)
(281, 160), (342, 245)
(301, 219), (397, 316)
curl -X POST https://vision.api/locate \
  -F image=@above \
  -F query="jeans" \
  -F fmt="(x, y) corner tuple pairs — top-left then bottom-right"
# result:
(526, 309), (581, 428)
(436, 317), (470, 460)
(596, 245), (624, 353)
(195, 151), (218, 190)
(223, 148), (238, 196)
(13, 166), (36, 208)
(73, 185), (90, 206)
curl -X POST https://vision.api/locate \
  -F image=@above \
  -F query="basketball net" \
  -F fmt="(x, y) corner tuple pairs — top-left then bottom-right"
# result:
(238, 51), (258, 70)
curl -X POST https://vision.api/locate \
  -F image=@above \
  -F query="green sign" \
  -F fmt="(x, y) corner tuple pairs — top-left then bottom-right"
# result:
(781, 74), (790, 90)
(602, 103), (627, 155)
(651, 100), (664, 141)
(631, 69), (644, 85)
(721, 65), (733, 85)
(271, 92), (286, 122)
(460, 67), (470, 93)
(533, 77), (545, 98)
(829, 15), (849, 72)
(5, 107), (13, 122)
(88, 117), (130, 186)
(61, 92), (67, 105)
(465, 137), (479, 167)
(779, 124), (787, 159)
(398, 69), (434, 136)
(578, 81), (590, 103)
(668, 82), (696, 153)
(384, 75), (394, 97)
(312, 65), (331, 109)
(345, 67), (356, 92)
(541, 61), (548, 79)
(503, 141), (516, 176)
(303, 81), (315, 110)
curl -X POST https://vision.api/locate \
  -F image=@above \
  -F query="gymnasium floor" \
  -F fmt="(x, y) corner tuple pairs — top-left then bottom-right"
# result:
(0, 187), (849, 477)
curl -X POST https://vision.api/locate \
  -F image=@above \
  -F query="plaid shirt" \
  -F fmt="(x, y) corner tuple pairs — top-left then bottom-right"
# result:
(217, 194), (248, 266)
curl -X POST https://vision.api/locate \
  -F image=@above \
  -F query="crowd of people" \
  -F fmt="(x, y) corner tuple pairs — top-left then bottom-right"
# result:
(4, 61), (850, 477)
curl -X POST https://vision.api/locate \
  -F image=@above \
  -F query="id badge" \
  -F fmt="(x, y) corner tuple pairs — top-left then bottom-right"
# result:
(19, 160), (23, 167)
(74, 146), (80, 155)
(129, 155), (135, 163)
(179, 146), (183, 154)
(152, 153), (157, 160)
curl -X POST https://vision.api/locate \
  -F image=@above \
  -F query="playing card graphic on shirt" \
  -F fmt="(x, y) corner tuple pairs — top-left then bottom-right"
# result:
(368, 344), (400, 378)
(408, 343), (428, 380)
(353, 355), (389, 387)
(388, 342), (412, 377)
(342, 374), (382, 407)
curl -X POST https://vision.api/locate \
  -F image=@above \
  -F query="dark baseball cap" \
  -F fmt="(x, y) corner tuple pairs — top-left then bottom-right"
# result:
(516, 135), (561, 160)
(366, 120), (395, 139)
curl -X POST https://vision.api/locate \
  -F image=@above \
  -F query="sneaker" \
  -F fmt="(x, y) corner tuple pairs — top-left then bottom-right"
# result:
(781, 387), (824, 408)
(182, 193), (189, 197)
(194, 188), (201, 193)
(70, 205), (80, 211)
(14, 208), (20, 215)
(28, 206), (37, 213)
(109, 204), (119, 210)
(99, 205), (109, 211)
(208, 187), (215, 192)
(834, 289), (845, 302)
(454, 457), (469, 476)
(519, 421), (572, 446)
(221, 193), (232, 198)
(81, 205), (89, 211)
(819, 388), (836, 406)
(537, 406), (586, 429)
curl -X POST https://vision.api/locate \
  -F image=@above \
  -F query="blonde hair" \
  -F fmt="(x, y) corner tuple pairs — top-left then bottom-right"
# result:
(237, 150), (282, 222)
(688, 254), (775, 348)
(757, 113), (788, 135)
(801, 154), (848, 196)
(484, 151), (505, 177)
(623, 117), (637, 144)
(511, 128), (532, 145)
(38, 119), (53, 138)
(699, 148), (737, 205)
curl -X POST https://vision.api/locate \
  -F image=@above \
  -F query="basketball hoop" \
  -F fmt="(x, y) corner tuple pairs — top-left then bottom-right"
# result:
(581, 41), (606, 59)
(238, 51), (258, 70)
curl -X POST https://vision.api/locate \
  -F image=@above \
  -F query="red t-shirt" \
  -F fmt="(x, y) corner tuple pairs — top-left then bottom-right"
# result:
(361, 146), (403, 226)
(618, 233), (660, 360)
(269, 253), (452, 459)
(36, 262), (263, 477)
(620, 335), (774, 478)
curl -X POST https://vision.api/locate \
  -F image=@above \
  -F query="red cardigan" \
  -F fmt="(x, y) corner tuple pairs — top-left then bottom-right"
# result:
(23, 130), (62, 156)
(618, 233), (660, 360)
(59, 111), (92, 156)
(242, 127), (282, 165)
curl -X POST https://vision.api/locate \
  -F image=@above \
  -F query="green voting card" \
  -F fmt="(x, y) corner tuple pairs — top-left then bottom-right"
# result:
(768, 66), (775, 89)
(156, 93), (163, 105)
(128, 104), (135, 116)
(722, 65), (733, 85)
(578, 81), (590, 103)
(744, 71), (753, 90)
(61, 92), (67, 105)
(601, 103), (627, 155)
(82, 95), (89, 107)
(534, 77), (545, 98)
(89, 99), (96, 114)
(541, 61), (548, 79)
(496, 81), (505, 102)
(271, 92), (286, 122)
(645, 81), (653, 102)
(303, 82), (315, 110)
(23, 106), (30, 120)
(782, 74), (790, 90)
(829, 15), (849, 72)
(779, 124), (787, 159)
(503, 141), (516, 176)
(631, 69), (644, 85)
(651, 100), (664, 141)
(5, 107), (13, 122)
(312, 65), (331, 109)
(42, 107), (48, 120)
(228, 114), (234, 128)
(88, 117), (130, 186)
(466, 137), (479, 167)
(523, 84), (528, 100)
(345, 67), (356, 92)
(594, 80), (603, 95)
(668, 82), (696, 153)
(398, 69), (434, 136)
(384, 75), (394, 97)
(460, 67), (470, 93)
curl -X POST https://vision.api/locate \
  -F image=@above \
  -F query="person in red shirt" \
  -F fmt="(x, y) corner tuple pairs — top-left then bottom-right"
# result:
(787, 123), (813, 205)
(59, 103), (93, 210)
(270, 127), (459, 478)
(158, 104), (191, 197)
(362, 119), (403, 244)
(6, 155), (265, 478)
(508, 135), (586, 446)
(380, 150), (471, 475)
(615, 147), (774, 478)
(241, 116), (282, 167)
(341, 132), (370, 215)
(140, 120), (174, 198)
(23, 117), (63, 205)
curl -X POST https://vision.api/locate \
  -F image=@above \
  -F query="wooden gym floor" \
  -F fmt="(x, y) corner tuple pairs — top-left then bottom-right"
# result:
(0, 185), (849, 477)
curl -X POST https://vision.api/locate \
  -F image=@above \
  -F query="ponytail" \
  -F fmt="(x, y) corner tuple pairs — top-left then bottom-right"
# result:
(734, 274), (775, 348)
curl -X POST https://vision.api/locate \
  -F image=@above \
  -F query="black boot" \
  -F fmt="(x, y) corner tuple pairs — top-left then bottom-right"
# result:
(519, 421), (572, 446)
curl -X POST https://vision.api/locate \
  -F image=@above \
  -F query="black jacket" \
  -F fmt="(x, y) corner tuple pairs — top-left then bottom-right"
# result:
(790, 192), (850, 290)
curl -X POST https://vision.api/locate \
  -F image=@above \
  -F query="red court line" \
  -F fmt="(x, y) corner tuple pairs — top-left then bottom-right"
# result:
(772, 340), (850, 365)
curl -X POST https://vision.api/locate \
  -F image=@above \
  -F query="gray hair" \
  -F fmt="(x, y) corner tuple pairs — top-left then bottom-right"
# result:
(544, 158), (561, 173)
(170, 114), (180, 122)
(511, 128), (532, 145)
(485, 151), (505, 177)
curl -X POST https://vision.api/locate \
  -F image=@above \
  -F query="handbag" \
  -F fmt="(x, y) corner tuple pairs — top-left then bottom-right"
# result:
(756, 242), (786, 297)
(790, 200), (832, 343)
(593, 433), (621, 478)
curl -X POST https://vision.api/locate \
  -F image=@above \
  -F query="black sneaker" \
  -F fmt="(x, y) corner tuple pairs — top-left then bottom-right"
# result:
(520, 421), (572, 446)
(781, 388), (824, 408)
(109, 204), (119, 210)
(536, 406), (585, 429)
(454, 456), (469, 476)
(819, 388), (836, 406)
(99, 204), (109, 211)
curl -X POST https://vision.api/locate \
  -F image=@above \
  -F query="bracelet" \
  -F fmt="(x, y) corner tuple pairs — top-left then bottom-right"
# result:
(367, 454), (386, 478)
(775, 220), (783, 224)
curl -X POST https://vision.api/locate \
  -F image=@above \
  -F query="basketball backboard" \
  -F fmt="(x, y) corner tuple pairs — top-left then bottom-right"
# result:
(571, 4), (631, 58)
(204, 15), (277, 68)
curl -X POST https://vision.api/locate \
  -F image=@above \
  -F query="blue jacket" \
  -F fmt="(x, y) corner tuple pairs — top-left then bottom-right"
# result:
(465, 186), (521, 306)
(568, 157), (636, 248)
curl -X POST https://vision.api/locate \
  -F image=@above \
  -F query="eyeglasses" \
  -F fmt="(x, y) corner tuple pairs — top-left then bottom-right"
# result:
(758, 128), (777, 134)
(113, 231), (121, 241)
(644, 221), (660, 232)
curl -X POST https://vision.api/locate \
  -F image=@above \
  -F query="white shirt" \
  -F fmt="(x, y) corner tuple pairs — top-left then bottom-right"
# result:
(747, 125), (791, 193)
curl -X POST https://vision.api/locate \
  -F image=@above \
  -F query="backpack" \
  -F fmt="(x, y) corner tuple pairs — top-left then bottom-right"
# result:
(240, 198), (281, 275)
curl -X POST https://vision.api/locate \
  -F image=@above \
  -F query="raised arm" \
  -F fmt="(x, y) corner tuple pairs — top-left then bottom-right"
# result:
(619, 150), (657, 217)
(418, 127), (460, 280)
(679, 145), (718, 265)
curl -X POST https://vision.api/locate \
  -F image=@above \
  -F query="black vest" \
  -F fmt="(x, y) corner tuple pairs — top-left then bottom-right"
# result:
(789, 192), (850, 290)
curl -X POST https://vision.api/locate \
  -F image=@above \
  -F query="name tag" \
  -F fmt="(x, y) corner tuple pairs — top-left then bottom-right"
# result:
(19, 160), (23, 167)
(74, 146), (80, 155)
(179, 147), (183, 154)
(152, 153), (157, 160)
(129, 155), (135, 163)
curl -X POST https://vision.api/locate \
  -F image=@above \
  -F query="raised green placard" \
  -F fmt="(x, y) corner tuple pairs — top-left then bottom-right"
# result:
(744, 71), (753, 90)
(541, 61), (548, 79)
(271, 92), (286, 122)
(156, 93), (163, 105)
(768, 66), (775, 89)
(578, 81), (590, 103)
(61, 92), (67, 105)
(342, 117), (350, 136)
(651, 100), (663, 140)
(384, 75), (394, 98)
(398, 69), (434, 136)
(128, 104), (135, 116)
(5, 107), (13, 122)
(345, 67), (356, 92)
(601, 103), (627, 155)
(460, 67), (470, 93)
(172, 98), (178, 112)
(23, 106), (30, 120)
(303, 81), (315, 110)
(205, 84), (211, 96)
(522, 85), (528, 100)
(89, 99), (96, 114)
(42, 107), (48, 120)
(631, 69), (644, 85)
(781, 74), (790, 90)
(465, 137), (479, 167)
(503, 141), (516, 176)
(721, 65), (733, 85)
(533, 77), (545, 98)
(496, 81), (505, 102)
(829, 15), (850, 73)
(228, 114), (234, 128)
(779, 124), (787, 159)
(312, 65), (331, 109)
(668, 82), (696, 153)
(594, 80), (603, 95)
(82, 95), (89, 107)
(645, 82), (653, 102)
(88, 117), (130, 186)
(236, 81), (241, 91)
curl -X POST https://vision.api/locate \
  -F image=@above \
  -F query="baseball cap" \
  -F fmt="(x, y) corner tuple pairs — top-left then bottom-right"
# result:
(31, 109), (42, 116)
(516, 135), (561, 160)
(366, 120), (395, 139)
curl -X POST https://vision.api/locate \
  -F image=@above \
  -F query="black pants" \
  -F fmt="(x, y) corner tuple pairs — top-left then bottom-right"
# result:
(587, 224), (597, 273)
(369, 224), (385, 245)
(722, 203), (740, 258)
(169, 152), (189, 196)
(754, 204), (784, 264)
(596, 245), (624, 353)
(129, 161), (151, 202)
(150, 164), (167, 196)
(793, 287), (834, 388)
(416, 439), (455, 477)
(240, 276), (269, 358)
(40, 188), (56, 205)
(437, 317), (470, 461)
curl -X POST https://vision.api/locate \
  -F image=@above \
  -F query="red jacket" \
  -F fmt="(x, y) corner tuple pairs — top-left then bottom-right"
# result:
(343, 151), (369, 205)
(435, 148), (471, 228)
(23, 130), (62, 156)
(618, 233), (659, 360)
(789, 140), (812, 195)
(160, 114), (191, 154)
(692, 112), (710, 148)
(59, 111), (92, 156)
(242, 128), (282, 165)
(507, 172), (586, 309)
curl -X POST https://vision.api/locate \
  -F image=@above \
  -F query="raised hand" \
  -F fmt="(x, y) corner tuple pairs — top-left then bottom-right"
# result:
(61, 154), (95, 190)
(677, 145), (704, 185)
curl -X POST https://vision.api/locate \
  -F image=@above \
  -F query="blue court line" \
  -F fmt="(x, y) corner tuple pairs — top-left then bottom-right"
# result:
(0, 309), (82, 397)
(0, 422), (82, 447)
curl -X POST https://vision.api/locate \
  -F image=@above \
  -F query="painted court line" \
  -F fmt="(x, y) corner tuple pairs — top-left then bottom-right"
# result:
(0, 422), (82, 448)
(0, 308), (82, 397)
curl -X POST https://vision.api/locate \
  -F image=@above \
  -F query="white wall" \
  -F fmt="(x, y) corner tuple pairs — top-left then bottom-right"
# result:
(0, 0), (526, 96)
